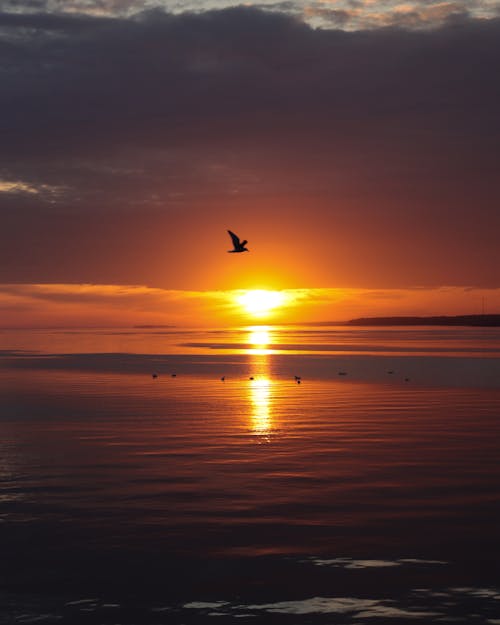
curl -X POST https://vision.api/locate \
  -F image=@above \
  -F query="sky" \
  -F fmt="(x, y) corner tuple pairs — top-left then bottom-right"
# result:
(1, 0), (500, 325)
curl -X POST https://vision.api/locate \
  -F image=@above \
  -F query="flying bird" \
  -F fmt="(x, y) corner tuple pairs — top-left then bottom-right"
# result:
(227, 230), (249, 253)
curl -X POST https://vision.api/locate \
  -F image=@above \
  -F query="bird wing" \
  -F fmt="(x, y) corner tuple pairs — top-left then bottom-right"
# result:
(228, 230), (241, 248)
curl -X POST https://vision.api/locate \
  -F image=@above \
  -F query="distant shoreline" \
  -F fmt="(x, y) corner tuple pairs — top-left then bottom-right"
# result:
(346, 314), (500, 327)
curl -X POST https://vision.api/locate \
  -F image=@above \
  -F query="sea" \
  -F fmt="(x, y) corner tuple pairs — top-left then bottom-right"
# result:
(1, 324), (500, 624)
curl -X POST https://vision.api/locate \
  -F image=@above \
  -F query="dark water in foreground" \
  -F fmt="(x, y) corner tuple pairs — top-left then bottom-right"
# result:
(1, 326), (500, 623)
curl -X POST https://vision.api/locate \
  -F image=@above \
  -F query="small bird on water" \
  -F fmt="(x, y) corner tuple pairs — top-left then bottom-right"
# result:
(227, 230), (249, 253)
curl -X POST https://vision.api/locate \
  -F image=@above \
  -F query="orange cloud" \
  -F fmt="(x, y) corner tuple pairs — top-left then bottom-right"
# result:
(0, 283), (498, 328)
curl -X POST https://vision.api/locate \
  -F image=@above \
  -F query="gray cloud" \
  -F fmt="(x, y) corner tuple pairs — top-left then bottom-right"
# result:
(1, 1), (499, 26)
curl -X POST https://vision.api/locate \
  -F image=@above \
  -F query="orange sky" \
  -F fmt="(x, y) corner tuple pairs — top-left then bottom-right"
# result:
(0, 283), (498, 328)
(1, 6), (500, 327)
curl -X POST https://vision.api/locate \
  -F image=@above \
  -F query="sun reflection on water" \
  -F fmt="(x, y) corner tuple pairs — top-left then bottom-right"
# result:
(250, 377), (272, 436)
(247, 325), (272, 355)
(246, 326), (274, 439)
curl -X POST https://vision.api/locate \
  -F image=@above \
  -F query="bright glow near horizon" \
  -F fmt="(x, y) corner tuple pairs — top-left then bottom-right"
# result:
(236, 290), (288, 318)
(0, 283), (499, 328)
(248, 327), (270, 347)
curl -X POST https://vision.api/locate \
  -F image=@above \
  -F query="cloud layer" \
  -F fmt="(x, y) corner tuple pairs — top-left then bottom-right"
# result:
(1, 1), (499, 29)
(1, 6), (500, 290)
(0, 283), (498, 326)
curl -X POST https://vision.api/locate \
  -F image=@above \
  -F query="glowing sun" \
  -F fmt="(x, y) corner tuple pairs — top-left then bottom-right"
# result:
(237, 290), (287, 317)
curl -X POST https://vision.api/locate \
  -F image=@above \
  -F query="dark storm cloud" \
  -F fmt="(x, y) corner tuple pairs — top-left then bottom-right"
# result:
(2, 8), (499, 164)
(1, 6), (500, 286)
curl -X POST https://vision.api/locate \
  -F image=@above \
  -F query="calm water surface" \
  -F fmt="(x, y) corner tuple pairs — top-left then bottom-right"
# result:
(1, 326), (500, 623)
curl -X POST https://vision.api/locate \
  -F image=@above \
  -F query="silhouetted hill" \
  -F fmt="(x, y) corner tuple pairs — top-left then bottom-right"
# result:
(347, 315), (500, 327)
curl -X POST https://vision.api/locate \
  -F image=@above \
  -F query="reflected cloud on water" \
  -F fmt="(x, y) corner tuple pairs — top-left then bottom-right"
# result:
(183, 581), (500, 622)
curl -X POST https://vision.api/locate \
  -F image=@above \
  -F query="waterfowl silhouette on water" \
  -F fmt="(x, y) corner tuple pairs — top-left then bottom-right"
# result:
(227, 230), (249, 253)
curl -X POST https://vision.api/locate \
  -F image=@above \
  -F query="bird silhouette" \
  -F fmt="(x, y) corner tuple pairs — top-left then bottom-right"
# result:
(227, 230), (249, 253)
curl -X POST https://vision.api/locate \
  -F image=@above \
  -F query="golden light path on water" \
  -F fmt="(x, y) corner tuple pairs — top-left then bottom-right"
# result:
(247, 326), (273, 438)
(250, 378), (272, 436)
